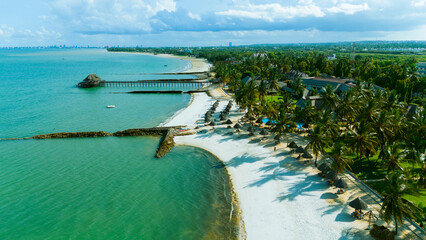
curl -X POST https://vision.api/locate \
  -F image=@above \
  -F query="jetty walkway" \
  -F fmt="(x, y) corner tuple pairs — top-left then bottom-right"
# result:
(77, 73), (212, 88)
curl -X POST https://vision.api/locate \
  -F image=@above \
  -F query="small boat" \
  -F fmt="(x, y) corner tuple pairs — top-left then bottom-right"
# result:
(107, 105), (115, 108)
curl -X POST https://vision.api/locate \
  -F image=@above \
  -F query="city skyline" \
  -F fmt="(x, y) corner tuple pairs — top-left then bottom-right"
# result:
(1, 0), (426, 47)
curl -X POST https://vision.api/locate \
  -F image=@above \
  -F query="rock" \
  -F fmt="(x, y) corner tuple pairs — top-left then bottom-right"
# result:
(155, 129), (175, 158)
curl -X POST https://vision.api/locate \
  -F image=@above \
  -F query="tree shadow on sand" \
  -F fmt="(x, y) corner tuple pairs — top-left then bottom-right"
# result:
(248, 138), (262, 144)
(226, 154), (263, 168)
(320, 192), (338, 199)
(258, 161), (280, 173)
(276, 174), (327, 202)
(246, 168), (292, 188)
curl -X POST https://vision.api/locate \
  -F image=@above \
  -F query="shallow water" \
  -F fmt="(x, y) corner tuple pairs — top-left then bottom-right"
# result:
(0, 48), (237, 239)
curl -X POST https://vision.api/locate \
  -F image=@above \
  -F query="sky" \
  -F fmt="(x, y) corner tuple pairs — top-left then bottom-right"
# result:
(0, 0), (425, 47)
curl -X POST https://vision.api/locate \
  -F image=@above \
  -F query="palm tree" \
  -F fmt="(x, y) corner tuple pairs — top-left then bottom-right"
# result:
(271, 102), (295, 144)
(316, 109), (340, 140)
(257, 79), (268, 101)
(380, 171), (424, 234)
(289, 77), (305, 98)
(319, 84), (339, 111)
(267, 78), (280, 93)
(307, 124), (329, 166)
(336, 90), (359, 125)
(374, 110), (394, 164)
(329, 142), (353, 174)
(244, 80), (258, 115)
(345, 120), (377, 169)
(382, 143), (404, 173)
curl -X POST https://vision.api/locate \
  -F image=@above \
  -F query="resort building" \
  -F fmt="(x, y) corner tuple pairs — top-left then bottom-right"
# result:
(417, 62), (426, 77)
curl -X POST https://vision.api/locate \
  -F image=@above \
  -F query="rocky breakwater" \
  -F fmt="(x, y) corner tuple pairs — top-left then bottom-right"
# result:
(31, 131), (112, 139)
(113, 127), (182, 158)
(5, 127), (188, 159)
(155, 128), (176, 158)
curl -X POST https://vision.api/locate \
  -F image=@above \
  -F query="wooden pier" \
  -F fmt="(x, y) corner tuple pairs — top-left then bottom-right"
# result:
(77, 73), (212, 89)
(100, 79), (210, 88)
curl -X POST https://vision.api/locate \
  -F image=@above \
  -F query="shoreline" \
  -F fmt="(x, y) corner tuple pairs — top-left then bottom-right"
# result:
(162, 89), (422, 240)
(109, 50), (212, 73)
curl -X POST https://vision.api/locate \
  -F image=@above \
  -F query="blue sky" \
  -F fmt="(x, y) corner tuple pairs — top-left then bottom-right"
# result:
(0, 0), (425, 47)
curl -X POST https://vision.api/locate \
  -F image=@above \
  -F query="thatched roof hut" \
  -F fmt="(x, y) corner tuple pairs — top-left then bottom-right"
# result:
(349, 197), (368, 210)
(334, 178), (348, 188)
(288, 141), (298, 149)
(77, 73), (102, 88)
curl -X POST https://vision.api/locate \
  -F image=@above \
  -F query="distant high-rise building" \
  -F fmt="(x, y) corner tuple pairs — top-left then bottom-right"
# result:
(229, 42), (232, 47)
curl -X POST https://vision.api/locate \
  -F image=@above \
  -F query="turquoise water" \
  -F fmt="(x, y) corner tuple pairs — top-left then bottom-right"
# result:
(0, 49), (236, 239)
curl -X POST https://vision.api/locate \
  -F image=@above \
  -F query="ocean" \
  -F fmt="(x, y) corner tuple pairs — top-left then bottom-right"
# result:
(0, 48), (236, 239)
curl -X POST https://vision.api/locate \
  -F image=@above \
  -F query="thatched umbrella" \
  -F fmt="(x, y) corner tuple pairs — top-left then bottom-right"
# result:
(325, 170), (338, 181)
(274, 135), (282, 141)
(234, 123), (242, 129)
(210, 121), (216, 126)
(302, 151), (313, 159)
(295, 146), (305, 153)
(247, 126), (255, 132)
(259, 129), (269, 135)
(349, 197), (368, 210)
(334, 178), (349, 189)
(220, 115), (227, 121)
(288, 141), (298, 149)
(225, 119), (233, 125)
(317, 163), (331, 172)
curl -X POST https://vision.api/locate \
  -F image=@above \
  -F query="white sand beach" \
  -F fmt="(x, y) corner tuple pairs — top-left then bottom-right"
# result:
(155, 54), (212, 73)
(163, 92), (371, 239)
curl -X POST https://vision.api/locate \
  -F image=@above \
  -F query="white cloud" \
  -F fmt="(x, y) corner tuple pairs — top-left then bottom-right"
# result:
(49, 0), (176, 33)
(327, 3), (370, 15)
(216, 2), (325, 21)
(411, 0), (426, 7)
(0, 24), (15, 37)
(188, 12), (201, 21)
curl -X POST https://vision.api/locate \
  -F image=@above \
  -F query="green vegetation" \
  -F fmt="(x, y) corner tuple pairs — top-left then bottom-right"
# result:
(108, 41), (426, 230)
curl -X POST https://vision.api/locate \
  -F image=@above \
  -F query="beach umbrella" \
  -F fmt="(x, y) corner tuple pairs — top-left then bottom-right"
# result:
(295, 146), (305, 153)
(247, 126), (256, 132)
(349, 197), (368, 210)
(334, 178), (349, 189)
(274, 135), (282, 141)
(325, 170), (338, 180)
(234, 123), (242, 129)
(225, 119), (233, 125)
(288, 141), (298, 149)
(210, 121), (216, 126)
(256, 118), (263, 124)
(303, 123), (309, 129)
(220, 115), (227, 121)
(302, 151), (313, 159)
(317, 163), (331, 172)
(259, 129), (268, 135)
